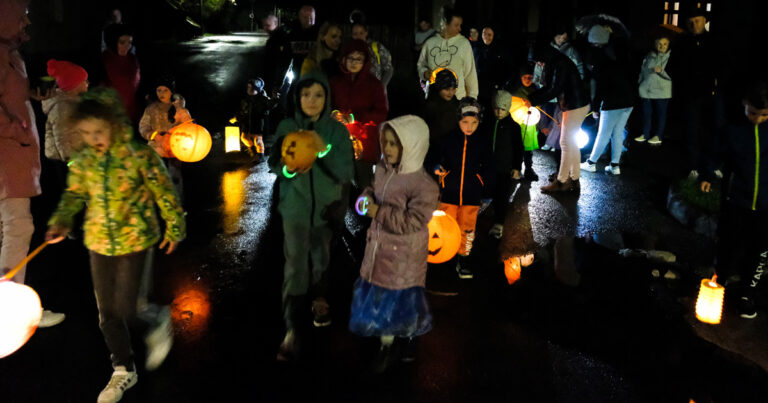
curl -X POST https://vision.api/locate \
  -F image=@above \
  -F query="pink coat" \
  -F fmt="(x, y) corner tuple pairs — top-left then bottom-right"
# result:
(0, 1), (41, 199)
(359, 115), (439, 290)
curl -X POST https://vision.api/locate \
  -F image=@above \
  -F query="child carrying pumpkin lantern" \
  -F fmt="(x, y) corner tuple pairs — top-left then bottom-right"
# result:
(268, 72), (354, 361)
(45, 88), (185, 403)
(433, 97), (495, 279)
(348, 115), (439, 373)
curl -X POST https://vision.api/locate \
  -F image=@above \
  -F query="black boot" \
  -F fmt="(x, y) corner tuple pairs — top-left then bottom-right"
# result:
(400, 337), (417, 362)
(371, 341), (395, 374)
(456, 255), (473, 279)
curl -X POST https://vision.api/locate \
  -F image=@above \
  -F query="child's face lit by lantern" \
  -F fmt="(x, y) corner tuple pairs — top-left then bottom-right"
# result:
(117, 35), (133, 56)
(345, 51), (365, 74)
(300, 83), (325, 121)
(494, 107), (509, 120)
(521, 74), (534, 88)
(655, 38), (670, 54)
(156, 86), (172, 104)
(744, 101), (768, 125)
(687, 16), (707, 35)
(323, 27), (342, 51)
(439, 87), (457, 101)
(351, 25), (368, 41)
(459, 115), (479, 136)
(382, 128), (402, 166)
(77, 118), (112, 155)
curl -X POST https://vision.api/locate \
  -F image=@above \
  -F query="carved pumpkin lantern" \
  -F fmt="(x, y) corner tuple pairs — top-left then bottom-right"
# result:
(280, 130), (327, 174)
(695, 275), (725, 325)
(0, 280), (42, 358)
(504, 257), (522, 285)
(427, 210), (461, 264)
(168, 122), (212, 162)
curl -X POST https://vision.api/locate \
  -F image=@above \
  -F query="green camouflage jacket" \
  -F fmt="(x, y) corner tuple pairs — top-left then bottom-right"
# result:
(49, 128), (186, 256)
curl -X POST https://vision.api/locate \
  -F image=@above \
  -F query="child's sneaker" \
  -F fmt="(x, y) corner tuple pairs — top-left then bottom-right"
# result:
(456, 256), (473, 279)
(634, 135), (646, 142)
(580, 161), (596, 172)
(97, 366), (138, 403)
(311, 298), (331, 327)
(688, 170), (699, 179)
(489, 223), (503, 239)
(541, 144), (552, 151)
(605, 165), (620, 175)
(37, 309), (65, 328)
(144, 306), (173, 371)
(647, 136), (662, 145)
(523, 169), (538, 181)
(738, 296), (757, 319)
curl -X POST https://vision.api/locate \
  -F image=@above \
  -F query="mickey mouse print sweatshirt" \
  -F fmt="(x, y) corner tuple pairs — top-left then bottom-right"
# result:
(417, 33), (478, 100)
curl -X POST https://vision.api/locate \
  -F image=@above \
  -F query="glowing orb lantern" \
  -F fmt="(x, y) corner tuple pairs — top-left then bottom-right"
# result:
(504, 256), (522, 285)
(281, 130), (326, 172)
(427, 210), (461, 264)
(0, 280), (42, 358)
(169, 122), (212, 162)
(511, 106), (541, 126)
(225, 118), (241, 153)
(695, 275), (724, 325)
(576, 129), (590, 149)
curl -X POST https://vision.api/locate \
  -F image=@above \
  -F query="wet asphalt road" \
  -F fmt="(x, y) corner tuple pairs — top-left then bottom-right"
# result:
(2, 35), (768, 402)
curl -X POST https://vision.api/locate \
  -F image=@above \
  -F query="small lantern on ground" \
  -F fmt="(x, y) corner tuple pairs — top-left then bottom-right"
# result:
(225, 117), (241, 153)
(0, 279), (42, 358)
(695, 275), (725, 325)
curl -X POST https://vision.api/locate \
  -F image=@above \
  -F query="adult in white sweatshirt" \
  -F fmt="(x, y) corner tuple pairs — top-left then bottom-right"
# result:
(417, 8), (478, 100)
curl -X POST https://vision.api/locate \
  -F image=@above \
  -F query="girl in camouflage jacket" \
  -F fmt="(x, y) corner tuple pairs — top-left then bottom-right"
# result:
(45, 88), (185, 401)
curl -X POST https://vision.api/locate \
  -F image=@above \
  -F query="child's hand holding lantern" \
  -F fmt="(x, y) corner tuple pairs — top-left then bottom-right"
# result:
(45, 226), (69, 243)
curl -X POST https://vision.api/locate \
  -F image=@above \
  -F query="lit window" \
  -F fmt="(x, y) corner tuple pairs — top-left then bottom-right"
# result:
(674, 2), (680, 10)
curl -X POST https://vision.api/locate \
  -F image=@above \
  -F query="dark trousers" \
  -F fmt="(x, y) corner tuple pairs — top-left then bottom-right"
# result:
(716, 203), (768, 298)
(682, 95), (725, 172)
(641, 98), (670, 140)
(523, 151), (533, 172)
(493, 171), (512, 223)
(90, 249), (153, 370)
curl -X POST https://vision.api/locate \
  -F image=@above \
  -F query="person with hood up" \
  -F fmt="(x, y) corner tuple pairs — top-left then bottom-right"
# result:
(349, 115), (438, 373)
(268, 71), (355, 360)
(330, 39), (388, 189)
(433, 97), (495, 279)
(525, 42), (590, 193)
(46, 88), (185, 403)
(1, 0), (66, 328)
(42, 59), (89, 188)
(417, 7), (478, 100)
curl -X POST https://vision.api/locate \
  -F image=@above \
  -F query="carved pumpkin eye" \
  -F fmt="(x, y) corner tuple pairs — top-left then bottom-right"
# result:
(427, 210), (460, 264)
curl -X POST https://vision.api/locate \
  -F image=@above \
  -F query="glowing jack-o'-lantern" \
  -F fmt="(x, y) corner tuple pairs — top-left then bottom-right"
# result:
(0, 280), (42, 358)
(695, 275), (724, 325)
(281, 130), (326, 172)
(168, 122), (212, 162)
(427, 210), (461, 264)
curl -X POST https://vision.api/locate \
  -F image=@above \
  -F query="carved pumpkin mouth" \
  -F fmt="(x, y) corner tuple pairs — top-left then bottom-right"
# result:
(428, 247), (442, 256)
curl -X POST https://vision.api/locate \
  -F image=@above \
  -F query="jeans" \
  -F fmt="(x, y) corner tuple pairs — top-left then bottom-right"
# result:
(589, 107), (634, 165)
(0, 198), (34, 284)
(90, 249), (153, 370)
(558, 105), (590, 181)
(641, 98), (669, 140)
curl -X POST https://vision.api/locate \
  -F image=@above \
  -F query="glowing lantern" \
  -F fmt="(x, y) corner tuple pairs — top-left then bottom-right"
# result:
(225, 117), (241, 153)
(576, 129), (590, 149)
(695, 275), (724, 325)
(427, 210), (461, 264)
(504, 257), (522, 285)
(346, 121), (378, 163)
(169, 122), (212, 162)
(429, 67), (458, 85)
(511, 106), (541, 126)
(0, 280), (42, 358)
(281, 130), (326, 173)
(172, 281), (211, 341)
(355, 196), (370, 216)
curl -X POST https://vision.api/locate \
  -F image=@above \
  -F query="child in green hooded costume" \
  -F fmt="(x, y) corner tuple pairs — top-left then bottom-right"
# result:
(268, 71), (354, 360)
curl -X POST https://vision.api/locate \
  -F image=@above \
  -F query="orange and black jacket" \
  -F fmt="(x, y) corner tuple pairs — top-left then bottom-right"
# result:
(432, 128), (495, 206)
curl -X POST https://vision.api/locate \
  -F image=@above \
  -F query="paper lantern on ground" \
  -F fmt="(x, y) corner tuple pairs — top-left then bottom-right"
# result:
(427, 210), (461, 264)
(225, 125), (241, 153)
(504, 257), (522, 285)
(281, 130), (326, 172)
(0, 280), (42, 358)
(168, 122), (212, 162)
(695, 275), (724, 325)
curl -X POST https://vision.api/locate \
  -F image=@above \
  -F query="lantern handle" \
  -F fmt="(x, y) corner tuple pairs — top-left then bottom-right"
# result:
(535, 106), (560, 127)
(2, 241), (50, 281)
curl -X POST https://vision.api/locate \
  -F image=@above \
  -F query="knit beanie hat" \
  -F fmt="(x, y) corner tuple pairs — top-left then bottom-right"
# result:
(493, 90), (512, 111)
(46, 59), (88, 91)
(458, 97), (482, 121)
(432, 68), (458, 90)
(154, 74), (176, 92)
(519, 63), (534, 77)
(588, 25), (610, 45)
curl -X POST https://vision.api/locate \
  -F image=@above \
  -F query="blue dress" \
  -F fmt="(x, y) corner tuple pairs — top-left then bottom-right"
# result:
(348, 277), (433, 337)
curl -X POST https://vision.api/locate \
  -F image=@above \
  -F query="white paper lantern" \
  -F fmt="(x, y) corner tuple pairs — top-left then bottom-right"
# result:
(0, 280), (42, 358)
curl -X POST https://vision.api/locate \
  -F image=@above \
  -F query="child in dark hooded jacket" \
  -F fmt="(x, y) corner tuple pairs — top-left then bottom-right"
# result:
(488, 90), (524, 239)
(349, 115), (439, 373)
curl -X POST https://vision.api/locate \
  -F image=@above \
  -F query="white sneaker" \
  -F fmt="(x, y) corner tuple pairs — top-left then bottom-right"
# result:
(37, 310), (65, 328)
(144, 306), (173, 371)
(580, 161), (596, 172)
(634, 135), (646, 142)
(97, 366), (138, 403)
(688, 170), (699, 179)
(714, 169), (723, 179)
(489, 223), (503, 239)
(647, 136), (662, 145)
(605, 165), (620, 175)
(541, 144), (552, 151)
